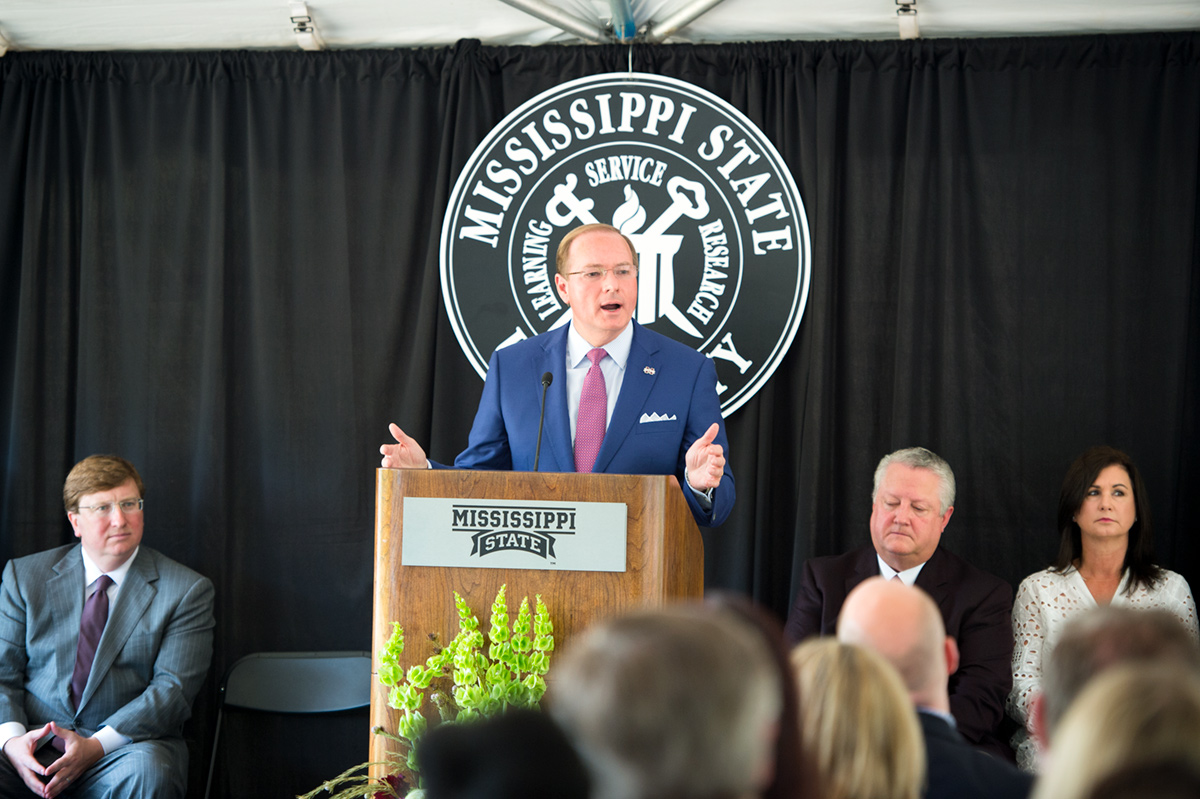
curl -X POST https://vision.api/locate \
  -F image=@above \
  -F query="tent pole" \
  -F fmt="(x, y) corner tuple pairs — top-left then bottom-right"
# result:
(495, 0), (608, 42)
(644, 0), (729, 43)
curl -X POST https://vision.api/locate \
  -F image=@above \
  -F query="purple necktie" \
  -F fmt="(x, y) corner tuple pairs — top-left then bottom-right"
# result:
(70, 574), (113, 711)
(574, 347), (608, 473)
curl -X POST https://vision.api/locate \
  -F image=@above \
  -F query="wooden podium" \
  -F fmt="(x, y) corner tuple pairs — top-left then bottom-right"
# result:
(369, 467), (704, 767)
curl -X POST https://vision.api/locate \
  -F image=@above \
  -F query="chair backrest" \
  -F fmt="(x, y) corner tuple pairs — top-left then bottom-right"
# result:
(220, 650), (373, 713)
(204, 651), (374, 799)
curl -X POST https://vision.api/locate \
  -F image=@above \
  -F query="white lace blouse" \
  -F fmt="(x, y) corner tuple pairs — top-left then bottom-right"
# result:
(1006, 565), (1198, 771)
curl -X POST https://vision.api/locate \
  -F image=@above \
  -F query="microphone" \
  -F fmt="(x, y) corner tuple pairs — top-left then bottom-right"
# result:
(534, 371), (553, 471)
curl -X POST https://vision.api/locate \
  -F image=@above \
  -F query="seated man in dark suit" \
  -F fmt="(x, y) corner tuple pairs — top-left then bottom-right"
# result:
(784, 446), (1013, 755)
(838, 576), (1032, 799)
(0, 455), (215, 798)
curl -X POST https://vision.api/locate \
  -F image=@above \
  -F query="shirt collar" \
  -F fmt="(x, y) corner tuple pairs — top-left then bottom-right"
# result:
(876, 553), (927, 586)
(567, 321), (633, 370)
(81, 546), (139, 588)
(918, 706), (958, 729)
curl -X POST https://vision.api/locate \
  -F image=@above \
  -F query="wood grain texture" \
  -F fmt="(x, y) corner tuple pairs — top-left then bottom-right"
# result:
(368, 468), (703, 771)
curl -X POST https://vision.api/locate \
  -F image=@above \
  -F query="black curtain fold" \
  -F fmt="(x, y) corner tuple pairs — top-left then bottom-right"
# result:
(2, 34), (1198, 797)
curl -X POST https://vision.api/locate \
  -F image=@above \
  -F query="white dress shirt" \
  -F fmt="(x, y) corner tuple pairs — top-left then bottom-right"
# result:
(563, 321), (711, 507)
(876, 554), (927, 586)
(564, 321), (632, 442)
(77, 548), (136, 754)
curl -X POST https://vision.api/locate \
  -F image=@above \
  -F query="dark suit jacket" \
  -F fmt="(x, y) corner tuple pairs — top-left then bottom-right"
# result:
(0, 545), (214, 757)
(443, 321), (735, 527)
(784, 544), (1014, 750)
(920, 711), (1032, 799)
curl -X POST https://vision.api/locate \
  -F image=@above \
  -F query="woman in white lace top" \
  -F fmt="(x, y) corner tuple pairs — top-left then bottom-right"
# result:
(1007, 446), (1199, 771)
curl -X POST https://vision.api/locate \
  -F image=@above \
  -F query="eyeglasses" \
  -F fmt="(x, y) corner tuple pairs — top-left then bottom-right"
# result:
(77, 499), (144, 518)
(564, 265), (639, 283)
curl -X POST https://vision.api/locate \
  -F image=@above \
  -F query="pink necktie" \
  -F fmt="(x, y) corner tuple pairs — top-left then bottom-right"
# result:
(574, 347), (608, 473)
(71, 574), (113, 710)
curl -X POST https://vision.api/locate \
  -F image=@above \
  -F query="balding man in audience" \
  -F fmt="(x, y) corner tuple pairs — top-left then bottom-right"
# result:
(1027, 605), (1200, 764)
(786, 446), (1013, 756)
(550, 605), (782, 799)
(838, 577), (1033, 799)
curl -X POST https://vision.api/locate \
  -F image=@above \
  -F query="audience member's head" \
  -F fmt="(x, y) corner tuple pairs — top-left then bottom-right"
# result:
(1031, 663), (1200, 799)
(1034, 605), (1200, 749)
(706, 591), (811, 799)
(791, 639), (925, 799)
(550, 604), (782, 799)
(417, 708), (590, 799)
(835, 576), (955, 713)
(1084, 759), (1200, 799)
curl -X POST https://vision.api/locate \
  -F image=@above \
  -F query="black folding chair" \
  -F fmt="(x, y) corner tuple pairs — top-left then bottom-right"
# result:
(203, 651), (373, 799)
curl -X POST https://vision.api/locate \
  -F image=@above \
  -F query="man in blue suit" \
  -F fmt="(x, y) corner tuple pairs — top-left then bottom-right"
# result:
(0, 455), (214, 798)
(382, 223), (734, 528)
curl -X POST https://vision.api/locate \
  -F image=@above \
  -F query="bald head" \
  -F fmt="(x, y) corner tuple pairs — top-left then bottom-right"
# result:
(837, 576), (955, 711)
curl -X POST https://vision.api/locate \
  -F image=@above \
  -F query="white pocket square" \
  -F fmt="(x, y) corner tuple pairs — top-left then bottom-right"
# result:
(640, 412), (678, 423)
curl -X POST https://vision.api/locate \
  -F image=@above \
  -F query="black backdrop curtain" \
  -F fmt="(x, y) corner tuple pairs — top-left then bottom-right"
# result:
(2, 33), (1198, 797)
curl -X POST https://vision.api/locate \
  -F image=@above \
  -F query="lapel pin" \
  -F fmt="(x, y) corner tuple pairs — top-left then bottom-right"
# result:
(644, 366), (656, 375)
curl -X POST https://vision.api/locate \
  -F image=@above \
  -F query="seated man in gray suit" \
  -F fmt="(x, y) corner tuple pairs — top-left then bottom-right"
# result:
(0, 455), (215, 798)
(838, 577), (1033, 799)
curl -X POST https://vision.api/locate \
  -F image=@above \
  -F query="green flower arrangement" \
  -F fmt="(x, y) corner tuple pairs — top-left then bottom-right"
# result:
(300, 585), (554, 799)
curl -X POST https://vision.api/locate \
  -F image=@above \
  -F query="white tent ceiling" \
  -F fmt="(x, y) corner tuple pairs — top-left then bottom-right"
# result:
(0, 0), (1197, 53)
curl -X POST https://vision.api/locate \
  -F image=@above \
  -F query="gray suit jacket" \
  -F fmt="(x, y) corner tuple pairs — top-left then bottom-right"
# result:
(0, 544), (214, 745)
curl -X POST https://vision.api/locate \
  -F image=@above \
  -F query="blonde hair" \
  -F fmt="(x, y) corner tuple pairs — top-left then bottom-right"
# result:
(791, 639), (925, 799)
(1032, 663), (1200, 799)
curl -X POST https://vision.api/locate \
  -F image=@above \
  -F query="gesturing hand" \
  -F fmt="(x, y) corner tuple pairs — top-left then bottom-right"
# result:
(685, 422), (725, 491)
(379, 423), (429, 469)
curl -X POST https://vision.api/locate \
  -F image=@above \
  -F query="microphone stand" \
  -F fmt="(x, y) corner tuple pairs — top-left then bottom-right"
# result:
(534, 371), (553, 471)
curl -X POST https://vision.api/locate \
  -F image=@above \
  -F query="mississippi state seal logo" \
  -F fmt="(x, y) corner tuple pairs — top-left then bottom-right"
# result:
(440, 73), (810, 416)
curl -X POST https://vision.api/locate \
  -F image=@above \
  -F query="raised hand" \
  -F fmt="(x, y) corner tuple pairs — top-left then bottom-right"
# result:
(379, 423), (429, 469)
(685, 422), (725, 491)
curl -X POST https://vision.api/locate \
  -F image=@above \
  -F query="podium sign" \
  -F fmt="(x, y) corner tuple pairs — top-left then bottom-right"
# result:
(401, 496), (628, 571)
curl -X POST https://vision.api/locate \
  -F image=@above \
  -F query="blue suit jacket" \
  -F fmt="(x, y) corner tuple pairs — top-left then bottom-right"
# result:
(446, 322), (735, 527)
(0, 544), (214, 753)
